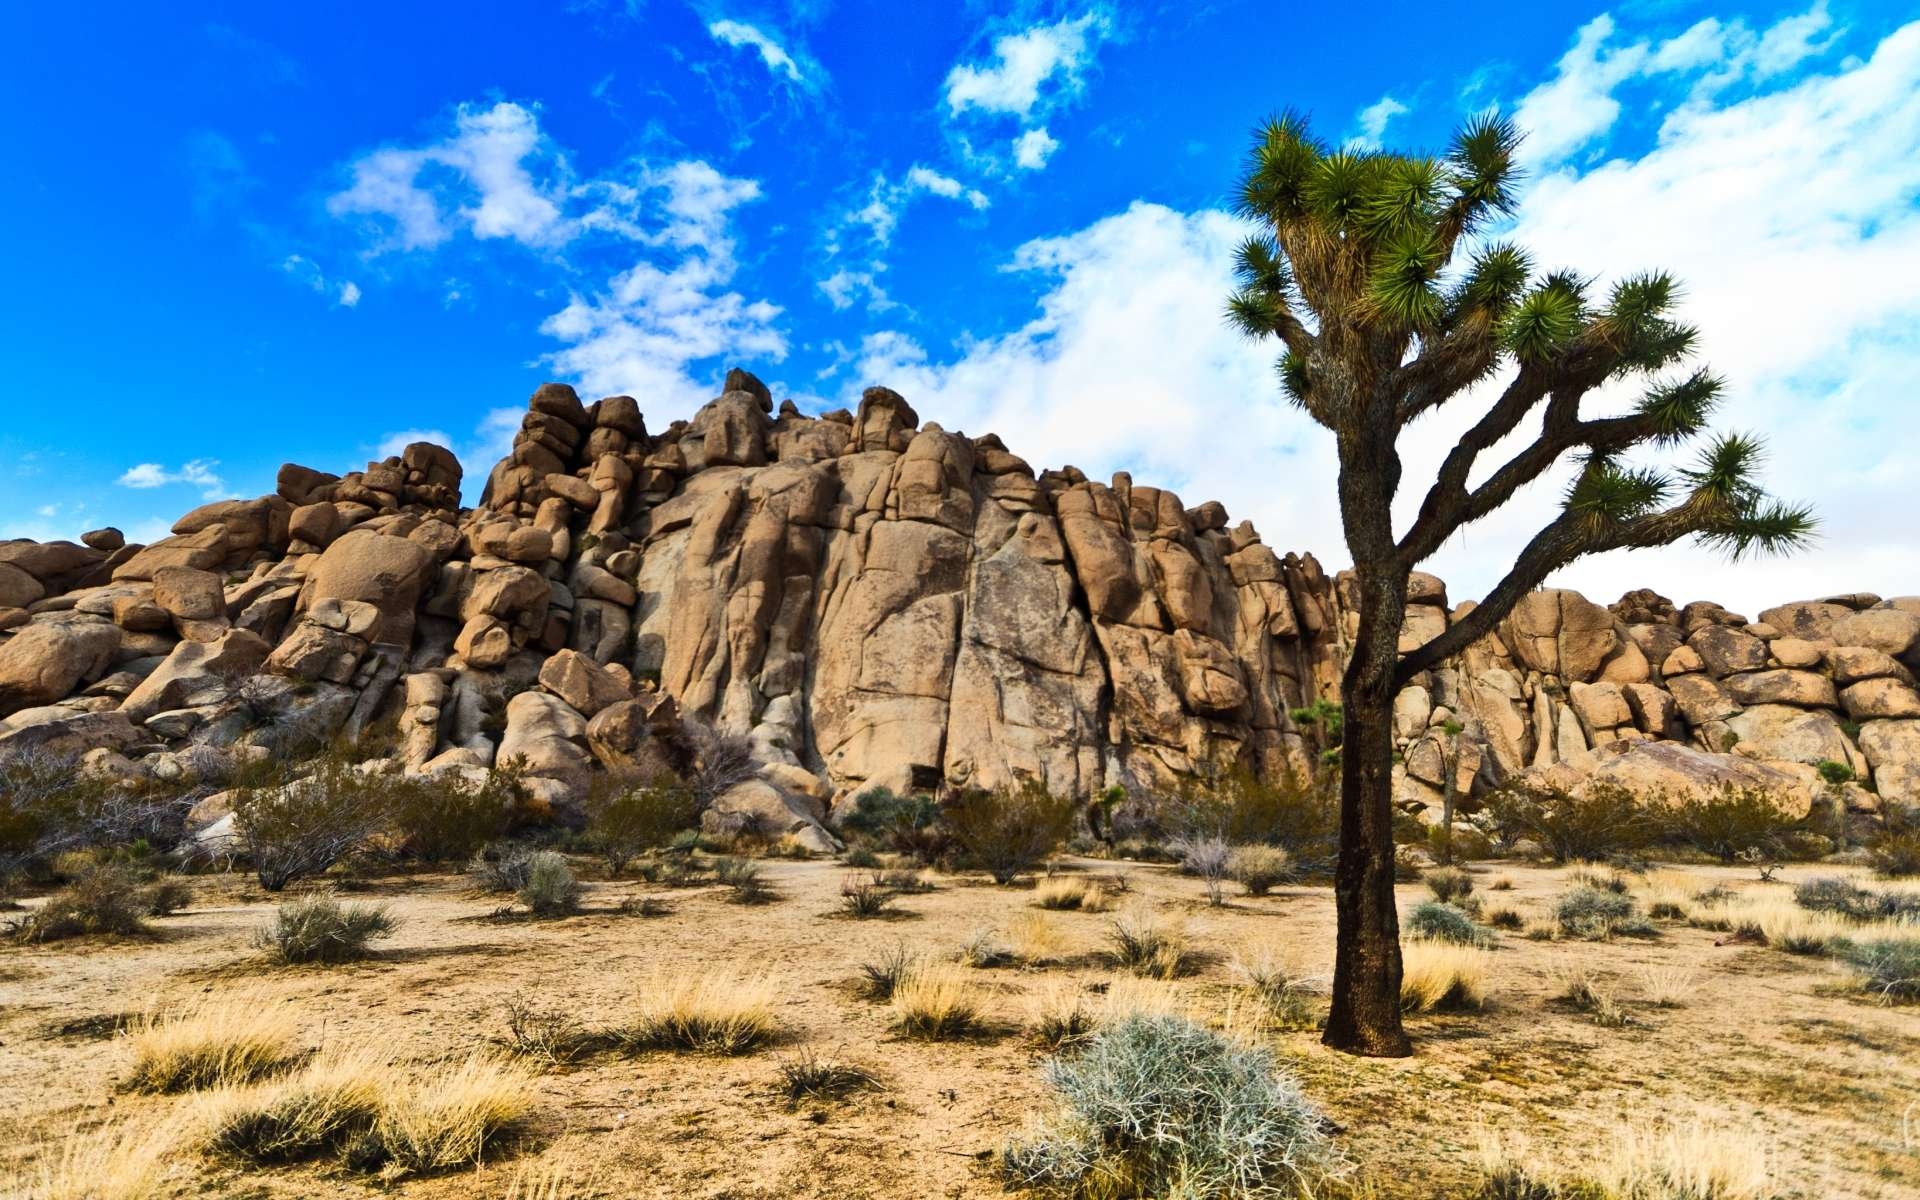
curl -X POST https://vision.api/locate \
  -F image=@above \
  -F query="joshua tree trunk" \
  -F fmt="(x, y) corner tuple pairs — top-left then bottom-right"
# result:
(1322, 564), (1413, 1057)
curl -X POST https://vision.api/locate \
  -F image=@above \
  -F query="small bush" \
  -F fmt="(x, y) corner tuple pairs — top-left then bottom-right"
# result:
(959, 927), (1014, 968)
(232, 757), (387, 891)
(683, 720), (757, 805)
(1001, 1014), (1330, 1198)
(10, 867), (150, 942)
(468, 844), (538, 894)
(635, 854), (702, 887)
(1485, 906), (1524, 930)
(256, 894), (397, 964)
(1107, 908), (1195, 978)
(1868, 807), (1920, 878)
(1555, 886), (1652, 940)
(517, 852), (580, 916)
(498, 997), (605, 1066)
(1400, 942), (1489, 1013)
(1171, 835), (1231, 905)
(839, 874), (895, 918)
(873, 867), (932, 893)
(1637, 964), (1701, 1008)
(1794, 875), (1920, 922)
(1232, 945), (1322, 1031)
(1226, 845), (1292, 897)
(142, 878), (193, 916)
(1565, 864), (1632, 894)
(1424, 865), (1474, 903)
(838, 787), (945, 860)
(776, 1049), (878, 1101)
(857, 943), (916, 1001)
(1033, 876), (1108, 911)
(1554, 963), (1630, 1027)
(123, 995), (300, 1093)
(842, 845), (882, 869)
(626, 971), (778, 1053)
(712, 857), (773, 904)
(384, 768), (521, 863)
(1027, 981), (1098, 1049)
(1408, 900), (1490, 947)
(891, 963), (979, 1039)
(1172, 767), (1340, 876)
(1832, 936), (1920, 1003)
(1485, 782), (1661, 863)
(584, 774), (699, 875)
(1667, 785), (1799, 863)
(352, 1054), (535, 1177)
(943, 779), (1077, 884)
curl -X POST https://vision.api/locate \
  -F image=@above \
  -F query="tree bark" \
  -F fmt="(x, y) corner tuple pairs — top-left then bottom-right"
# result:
(1322, 573), (1413, 1057)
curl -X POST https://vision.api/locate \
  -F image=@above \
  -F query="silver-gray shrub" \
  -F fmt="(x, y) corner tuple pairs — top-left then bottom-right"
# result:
(1001, 1014), (1331, 1199)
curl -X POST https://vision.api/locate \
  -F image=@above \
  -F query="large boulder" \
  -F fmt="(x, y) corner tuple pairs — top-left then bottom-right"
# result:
(1723, 669), (1837, 710)
(1725, 705), (1865, 774)
(1566, 739), (1813, 818)
(537, 649), (629, 718)
(497, 691), (594, 792)
(1840, 678), (1920, 721)
(299, 530), (436, 646)
(0, 618), (121, 717)
(1832, 608), (1920, 664)
(0, 708), (142, 758)
(119, 628), (271, 723)
(1686, 625), (1769, 678)
(1857, 719), (1920, 806)
(1500, 589), (1618, 680)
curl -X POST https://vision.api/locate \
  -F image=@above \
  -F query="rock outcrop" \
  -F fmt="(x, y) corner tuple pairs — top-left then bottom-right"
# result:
(1, 369), (1914, 839)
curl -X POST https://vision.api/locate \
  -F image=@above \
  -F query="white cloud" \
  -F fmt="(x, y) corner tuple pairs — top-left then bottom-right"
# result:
(1348, 95), (1408, 151)
(35, 503), (58, 518)
(944, 12), (1110, 118)
(819, 266), (890, 311)
(707, 18), (821, 90)
(1012, 126), (1060, 170)
(116, 460), (229, 500)
(327, 101), (570, 251)
(821, 165), (991, 312)
(281, 253), (360, 307)
(851, 18), (1920, 616)
(337, 280), (361, 307)
(373, 429), (453, 460)
(328, 104), (788, 423)
(904, 166), (989, 209)
(1515, 4), (1844, 167)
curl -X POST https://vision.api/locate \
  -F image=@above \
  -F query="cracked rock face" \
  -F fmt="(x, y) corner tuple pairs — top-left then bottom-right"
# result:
(1, 369), (1916, 832)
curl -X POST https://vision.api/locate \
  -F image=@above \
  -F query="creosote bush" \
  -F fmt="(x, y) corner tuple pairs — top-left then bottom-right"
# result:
(1172, 767), (1340, 876)
(584, 773), (699, 876)
(943, 780), (1077, 883)
(1794, 875), (1920, 921)
(232, 756), (388, 891)
(1001, 1014), (1330, 1199)
(517, 852), (580, 916)
(1831, 936), (1920, 1003)
(837, 787), (946, 861)
(1227, 845), (1292, 896)
(1486, 782), (1662, 863)
(9, 867), (151, 942)
(383, 766), (523, 863)
(256, 894), (397, 964)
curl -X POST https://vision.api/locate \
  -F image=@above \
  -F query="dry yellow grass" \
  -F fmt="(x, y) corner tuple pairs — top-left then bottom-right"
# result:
(1024, 980), (1096, 1047)
(1641, 870), (1712, 920)
(196, 1046), (391, 1162)
(1400, 941), (1489, 1013)
(122, 992), (302, 1094)
(891, 962), (979, 1039)
(502, 1149), (594, 1200)
(1032, 876), (1111, 912)
(1637, 963), (1702, 1008)
(362, 1053), (536, 1177)
(629, 970), (778, 1054)
(1007, 910), (1067, 963)
(1485, 1116), (1777, 1199)
(7, 1117), (184, 1200)
(1730, 894), (1856, 954)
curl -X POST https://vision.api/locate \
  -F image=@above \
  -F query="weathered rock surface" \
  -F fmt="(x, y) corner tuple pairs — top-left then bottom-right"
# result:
(1, 370), (1915, 831)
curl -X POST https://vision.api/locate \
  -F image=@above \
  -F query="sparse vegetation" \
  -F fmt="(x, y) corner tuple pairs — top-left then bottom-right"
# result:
(1026, 981), (1098, 1049)
(1793, 875), (1920, 921)
(857, 943), (916, 1001)
(1228, 844), (1292, 896)
(1637, 963), (1701, 1009)
(1172, 834), (1232, 905)
(1033, 875), (1111, 911)
(584, 773), (699, 875)
(1831, 936), (1920, 1003)
(1001, 1014), (1330, 1198)
(255, 893), (397, 964)
(1232, 944), (1322, 1030)
(9, 866), (151, 942)
(839, 873), (895, 917)
(1407, 900), (1490, 946)
(1668, 785), (1799, 863)
(468, 843), (538, 893)
(1400, 942), (1489, 1013)
(232, 756), (388, 891)
(776, 1049), (878, 1101)
(713, 856), (774, 904)
(1477, 1117), (1777, 1199)
(1554, 962), (1631, 1027)
(122, 994), (300, 1094)
(626, 971), (778, 1053)
(1107, 907), (1196, 978)
(1555, 885), (1653, 940)
(837, 787), (945, 861)
(1486, 782), (1661, 863)
(383, 766), (522, 862)
(891, 962), (979, 1039)
(943, 779), (1078, 883)
(517, 851), (580, 916)
(1423, 865), (1474, 903)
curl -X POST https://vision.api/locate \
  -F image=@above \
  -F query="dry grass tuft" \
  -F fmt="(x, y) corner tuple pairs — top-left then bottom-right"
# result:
(1553, 960), (1631, 1027)
(1642, 870), (1711, 921)
(359, 1053), (536, 1177)
(1106, 907), (1196, 978)
(197, 1047), (389, 1163)
(1026, 980), (1098, 1048)
(122, 993), (301, 1094)
(1399, 941), (1489, 1013)
(1637, 963), (1702, 1009)
(627, 971), (779, 1054)
(502, 1151), (595, 1200)
(1732, 895), (1854, 954)
(1032, 875), (1111, 912)
(1007, 911), (1067, 964)
(8, 1116), (183, 1200)
(1231, 941), (1323, 1031)
(1478, 1116), (1776, 1199)
(891, 962), (980, 1039)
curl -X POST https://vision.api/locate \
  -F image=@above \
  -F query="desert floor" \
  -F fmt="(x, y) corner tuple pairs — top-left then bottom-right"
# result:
(2, 856), (1916, 1199)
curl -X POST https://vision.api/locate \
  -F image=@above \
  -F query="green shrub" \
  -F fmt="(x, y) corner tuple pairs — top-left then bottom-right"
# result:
(840, 874), (895, 918)
(1485, 782), (1661, 863)
(232, 757), (388, 891)
(143, 878), (194, 916)
(1407, 900), (1490, 946)
(838, 787), (946, 860)
(1423, 865), (1473, 903)
(384, 767), (522, 863)
(1173, 767), (1340, 875)
(1666, 785), (1799, 862)
(0, 749), (195, 876)
(8, 867), (150, 941)
(517, 852), (580, 916)
(1554, 886), (1652, 940)
(1794, 875), (1920, 921)
(943, 780), (1077, 884)
(467, 843), (537, 893)
(713, 856), (773, 904)
(1832, 937), (1920, 1003)
(1001, 1014), (1330, 1198)
(257, 894), (396, 964)
(584, 774), (699, 875)
(1869, 805), (1920, 878)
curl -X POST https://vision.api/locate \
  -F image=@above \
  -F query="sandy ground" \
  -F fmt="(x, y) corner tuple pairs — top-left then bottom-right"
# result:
(1, 856), (1917, 1199)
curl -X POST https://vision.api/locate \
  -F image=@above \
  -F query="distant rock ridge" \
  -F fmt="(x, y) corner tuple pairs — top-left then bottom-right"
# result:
(1, 369), (1914, 846)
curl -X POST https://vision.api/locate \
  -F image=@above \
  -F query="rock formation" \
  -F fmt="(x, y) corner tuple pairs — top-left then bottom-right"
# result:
(1, 369), (1914, 845)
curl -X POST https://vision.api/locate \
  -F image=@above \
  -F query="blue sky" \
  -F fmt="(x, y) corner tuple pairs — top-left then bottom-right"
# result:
(3, 1), (1916, 610)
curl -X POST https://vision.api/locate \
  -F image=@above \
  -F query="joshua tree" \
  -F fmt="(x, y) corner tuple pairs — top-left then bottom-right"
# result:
(1228, 112), (1813, 1056)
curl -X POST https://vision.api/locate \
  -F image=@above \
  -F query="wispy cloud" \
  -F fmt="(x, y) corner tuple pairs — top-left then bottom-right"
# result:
(818, 165), (991, 313)
(943, 12), (1111, 118)
(1012, 126), (1060, 170)
(117, 460), (229, 500)
(707, 17), (824, 91)
(281, 254), (361, 308)
(1346, 95), (1408, 151)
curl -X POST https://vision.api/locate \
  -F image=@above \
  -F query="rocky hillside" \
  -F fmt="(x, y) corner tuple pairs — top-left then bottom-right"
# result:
(1, 369), (1915, 846)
